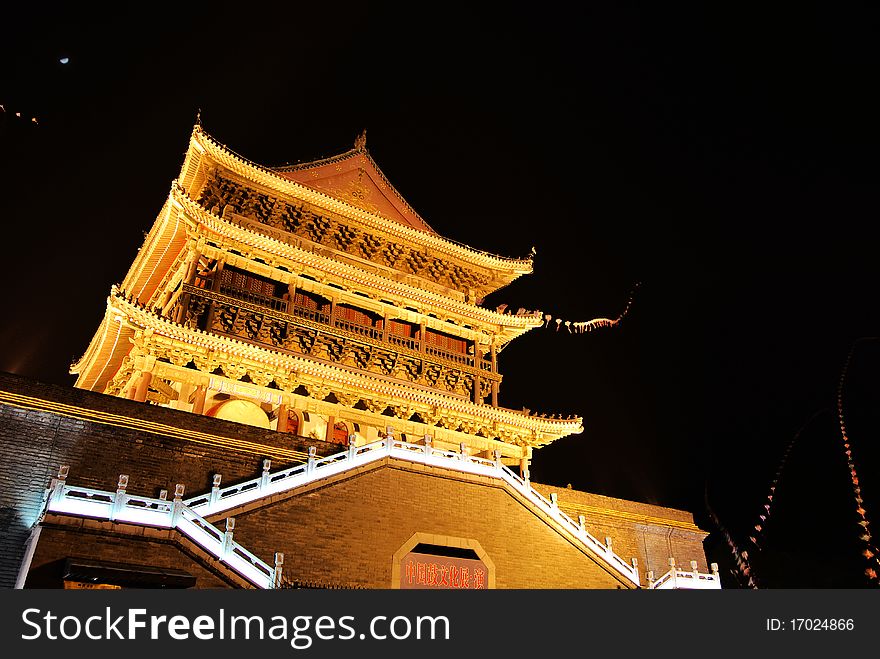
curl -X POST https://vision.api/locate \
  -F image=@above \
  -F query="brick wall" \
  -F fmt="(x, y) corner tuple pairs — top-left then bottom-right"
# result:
(229, 462), (630, 589)
(531, 483), (710, 576)
(27, 523), (236, 589)
(0, 371), (336, 588)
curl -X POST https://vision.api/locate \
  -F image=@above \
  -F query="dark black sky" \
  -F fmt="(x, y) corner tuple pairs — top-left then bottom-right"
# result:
(1, 3), (877, 587)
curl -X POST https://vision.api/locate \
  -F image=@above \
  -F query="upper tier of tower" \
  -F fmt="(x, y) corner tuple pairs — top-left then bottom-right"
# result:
(176, 126), (534, 303)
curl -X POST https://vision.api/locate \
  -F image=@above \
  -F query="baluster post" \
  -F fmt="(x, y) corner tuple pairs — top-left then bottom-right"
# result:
(110, 474), (129, 522)
(49, 465), (70, 507)
(210, 474), (222, 506)
(274, 552), (284, 589)
(385, 426), (394, 454)
(222, 517), (235, 560)
(171, 483), (185, 526)
(261, 459), (271, 489)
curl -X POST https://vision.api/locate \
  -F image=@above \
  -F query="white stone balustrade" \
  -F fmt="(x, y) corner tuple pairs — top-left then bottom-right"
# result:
(43, 438), (719, 589)
(648, 560), (721, 590)
(45, 467), (276, 589)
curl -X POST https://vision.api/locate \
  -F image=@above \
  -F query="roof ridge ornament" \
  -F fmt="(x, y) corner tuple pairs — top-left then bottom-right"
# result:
(354, 129), (367, 150)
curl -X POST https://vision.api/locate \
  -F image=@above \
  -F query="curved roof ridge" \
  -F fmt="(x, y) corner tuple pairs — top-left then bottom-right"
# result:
(191, 125), (535, 269)
(274, 137), (438, 235)
(173, 183), (543, 336)
(273, 145), (361, 173)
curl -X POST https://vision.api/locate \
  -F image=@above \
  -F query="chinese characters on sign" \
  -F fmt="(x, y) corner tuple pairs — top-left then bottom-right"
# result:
(400, 551), (487, 589)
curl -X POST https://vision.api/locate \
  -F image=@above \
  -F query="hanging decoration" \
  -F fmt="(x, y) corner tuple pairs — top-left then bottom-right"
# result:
(542, 282), (641, 333)
(1, 104), (39, 125)
(747, 409), (827, 552)
(836, 338), (880, 584)
(705, 485), (758, 588)
(710, 334), (880, 588)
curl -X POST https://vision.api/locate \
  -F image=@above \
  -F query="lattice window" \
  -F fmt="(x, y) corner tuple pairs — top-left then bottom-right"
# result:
(425, 329), (467, 353)
(388, 319), (414, 337)
(293, 291), (330, 312)
(336, 304), (378, 327)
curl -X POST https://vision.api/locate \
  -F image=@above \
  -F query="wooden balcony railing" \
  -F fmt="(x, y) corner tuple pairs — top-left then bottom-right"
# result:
(178, 284), (499, 383)
(289, 304), (330, 325)
(334, 316), (383, 341)
(218, 284), (290, 313)
(425, 344), (471, 366)
(388, 333), (420, 352)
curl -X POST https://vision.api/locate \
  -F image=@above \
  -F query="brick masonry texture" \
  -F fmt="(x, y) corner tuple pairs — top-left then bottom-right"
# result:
(27, 524), (236, 588)
(0, 372), (711, 588)
(0, 371), (336, 588)
(230, 463), (629, 589)
(531, 483), (709, 576)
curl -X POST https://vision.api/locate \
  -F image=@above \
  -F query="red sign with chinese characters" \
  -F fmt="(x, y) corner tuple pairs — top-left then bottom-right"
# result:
(400, 552), (487, 589)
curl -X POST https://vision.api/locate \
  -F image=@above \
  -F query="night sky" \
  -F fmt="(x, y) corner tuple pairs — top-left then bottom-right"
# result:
(2, 4), (877, 587)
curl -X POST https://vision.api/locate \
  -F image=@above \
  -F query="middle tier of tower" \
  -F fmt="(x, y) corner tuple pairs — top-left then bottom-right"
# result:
(162, 242), (502, 407)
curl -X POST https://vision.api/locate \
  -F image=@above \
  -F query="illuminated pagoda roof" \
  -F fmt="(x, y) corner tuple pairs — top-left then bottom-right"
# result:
(184, 126), (534, 296)
(275, 130), (437, 235)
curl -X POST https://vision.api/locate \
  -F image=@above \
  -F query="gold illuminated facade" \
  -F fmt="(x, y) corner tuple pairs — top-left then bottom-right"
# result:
(71, 126), (583, 471)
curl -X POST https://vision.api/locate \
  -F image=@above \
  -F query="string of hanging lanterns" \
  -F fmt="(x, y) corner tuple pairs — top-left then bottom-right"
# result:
(540, 282), (641, 333)
(836, 338), (880, 584)
(746, 410), (827, 553)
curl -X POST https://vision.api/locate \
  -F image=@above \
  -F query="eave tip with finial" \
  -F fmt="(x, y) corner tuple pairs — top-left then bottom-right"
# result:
(354, 129), (367, 150)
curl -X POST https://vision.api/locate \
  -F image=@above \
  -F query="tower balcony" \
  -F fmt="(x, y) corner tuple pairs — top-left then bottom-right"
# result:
(173, 284), (498, 402)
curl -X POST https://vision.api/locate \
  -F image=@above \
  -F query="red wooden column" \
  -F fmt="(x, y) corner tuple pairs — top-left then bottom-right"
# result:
(191, 385), (207, 415)
(287, 282), (297, 311)
(133, 371), (153, 403)
(490, 343), (499, 407)
(326, 415), (335, 443)
(175, 248), (202, 324)
(473, 344), (483, 404)
(276, 404), (289, 432)
(210, 259), (224, 292)
(202, 259), (225, 331)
